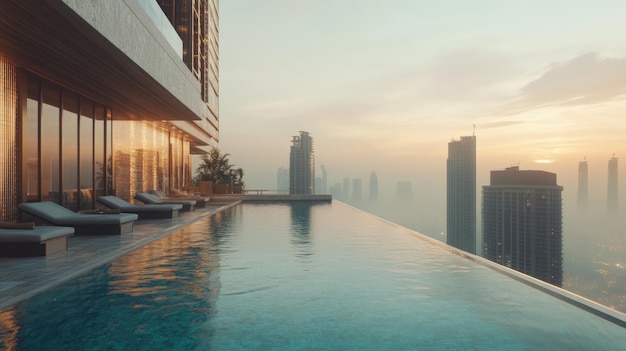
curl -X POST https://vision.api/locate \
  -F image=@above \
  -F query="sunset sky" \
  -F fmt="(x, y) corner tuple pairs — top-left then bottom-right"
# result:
(218, 0), (626, 208)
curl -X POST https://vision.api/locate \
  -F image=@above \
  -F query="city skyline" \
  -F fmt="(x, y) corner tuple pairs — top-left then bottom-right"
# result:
(216, 1), (626, 312)
(220, 1), (626, 198)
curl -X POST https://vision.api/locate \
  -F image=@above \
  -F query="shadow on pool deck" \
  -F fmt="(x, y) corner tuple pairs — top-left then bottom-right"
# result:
(0, 200), (241, 310)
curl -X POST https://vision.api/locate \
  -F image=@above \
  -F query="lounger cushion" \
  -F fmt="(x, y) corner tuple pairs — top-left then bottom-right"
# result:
(97, 196), (183, 212)
(81, 209), (121, 214)
(19, 201), (138, 225)
(0, 226), (74, 243)
(135, 193), (196, 206)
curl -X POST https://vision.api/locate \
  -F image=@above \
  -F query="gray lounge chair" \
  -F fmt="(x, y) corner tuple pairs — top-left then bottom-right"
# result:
(0, 223), (74, 256)
(149, 189), (210, 208)
(18, 201), (138, 235)
(97, 196), (182, 219)
(135, 192), (196, 211)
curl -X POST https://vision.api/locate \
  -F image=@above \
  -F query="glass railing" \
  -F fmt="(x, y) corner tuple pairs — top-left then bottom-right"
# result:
(137, 0), (183, 59)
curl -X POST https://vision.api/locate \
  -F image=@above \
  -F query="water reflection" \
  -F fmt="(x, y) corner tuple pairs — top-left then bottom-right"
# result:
(290, 202), (316, 259)
(0, 208), (238, 350)
(0, 308), (17, 351)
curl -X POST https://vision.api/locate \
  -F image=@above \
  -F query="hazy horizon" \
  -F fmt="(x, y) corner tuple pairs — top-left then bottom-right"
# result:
(214, 1), (626, 312)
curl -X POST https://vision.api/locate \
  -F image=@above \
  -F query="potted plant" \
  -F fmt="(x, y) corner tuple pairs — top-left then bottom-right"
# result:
(194, 148), (244, 194)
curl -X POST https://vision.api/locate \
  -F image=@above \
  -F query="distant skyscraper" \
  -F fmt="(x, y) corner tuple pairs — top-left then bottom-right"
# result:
(395, 181), (413, 201)
(289, 131), (315, 194)
(277, 167), (289, 193)
(447, 135), (476, 254)
(369, 172), (378, 201)
(351, 178), (362, 202)
(329, 183), (342, 199)
(607, 155), (618, 213)
(320, 165), (328, 194)
(343, 177), (350, 200)
(483, 166), (563, 286)
(577, 158), (588, 207)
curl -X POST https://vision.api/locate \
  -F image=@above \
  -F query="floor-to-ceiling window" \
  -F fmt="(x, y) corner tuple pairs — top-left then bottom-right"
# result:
(40, 81), (61, 204)
(23, 74), (111, 211)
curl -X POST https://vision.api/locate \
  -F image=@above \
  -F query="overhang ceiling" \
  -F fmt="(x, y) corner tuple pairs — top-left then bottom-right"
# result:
(0, 0), (201, 122)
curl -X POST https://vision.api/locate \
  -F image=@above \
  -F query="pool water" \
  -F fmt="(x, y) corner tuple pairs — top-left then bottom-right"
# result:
(1, 202), (625, 350)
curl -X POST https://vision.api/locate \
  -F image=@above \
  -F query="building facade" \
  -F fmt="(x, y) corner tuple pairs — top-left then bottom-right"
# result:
(369, 171), (378, 201)
(446, 135), (476, 254)
(0, 0), (219, 222)
(482, 166), (563, 286)
(289, 131), (314, 195)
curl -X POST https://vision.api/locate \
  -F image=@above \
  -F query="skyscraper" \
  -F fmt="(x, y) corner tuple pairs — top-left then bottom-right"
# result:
(607, 155), (619, 213)
(577, 158), (588, 207)
(289, 131), (315, 194)
(482, 166), (563, 286)
(446, 135), (476, 254)
(369, 172), (378, 201)
(320, 165), (328, 194)
(395, 181), (413, 201)
(343, 177), (351, 200)
(351, 178), (362, 202)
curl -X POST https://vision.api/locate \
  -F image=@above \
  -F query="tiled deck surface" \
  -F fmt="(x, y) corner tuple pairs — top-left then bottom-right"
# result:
(0, 200), (241, 310)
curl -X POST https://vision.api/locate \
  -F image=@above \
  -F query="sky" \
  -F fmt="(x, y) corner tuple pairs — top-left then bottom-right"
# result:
(218, 0), (626, 203)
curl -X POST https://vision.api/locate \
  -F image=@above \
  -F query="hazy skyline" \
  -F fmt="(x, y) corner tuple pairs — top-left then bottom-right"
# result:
(216, 1), (626, 312)
(219, 1), (626, 204)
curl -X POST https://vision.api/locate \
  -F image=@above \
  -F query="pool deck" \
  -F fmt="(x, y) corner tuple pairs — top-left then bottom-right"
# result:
(0, 199), (241, 310)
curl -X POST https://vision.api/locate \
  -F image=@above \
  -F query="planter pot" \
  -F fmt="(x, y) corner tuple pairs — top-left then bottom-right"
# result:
(214, 183), (229, 194)
(199, 181), (213, 195)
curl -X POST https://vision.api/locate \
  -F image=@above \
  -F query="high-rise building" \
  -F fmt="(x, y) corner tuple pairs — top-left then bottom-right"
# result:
(395, 181), (413, 201)
(607, 155), (619, 213)
(289, 131), (315, 194)
(319, 165), (328, 194)
(351, 178), (362, 202)
(446, 135), (476, 254)
(343, 177), (351, 200)
(482, 166), (563, 286)
(0, 0), (218, 221)
(277, 167), (289, 194)
(577, 158), (588, 207)
(369, 172), (378, 201)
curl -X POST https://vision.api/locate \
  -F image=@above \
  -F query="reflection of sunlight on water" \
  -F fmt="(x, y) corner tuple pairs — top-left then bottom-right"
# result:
(108, 219), (221, 300)
(0, 308), (18, 351)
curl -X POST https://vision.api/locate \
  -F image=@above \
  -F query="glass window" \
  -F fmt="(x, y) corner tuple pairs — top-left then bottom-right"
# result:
(94, 104), (105, 198)
(79, 99), (94, 210)
(62, 91), (78, 210)
(40, 82), (60, 203)
(25, 77), (40, 202)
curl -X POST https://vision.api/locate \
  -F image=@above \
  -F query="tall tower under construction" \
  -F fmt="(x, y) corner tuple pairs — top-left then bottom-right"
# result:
(289, 131), (315, 195)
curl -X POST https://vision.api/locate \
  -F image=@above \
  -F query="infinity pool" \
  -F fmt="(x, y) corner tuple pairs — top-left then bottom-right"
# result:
(1, 202), (625, 350)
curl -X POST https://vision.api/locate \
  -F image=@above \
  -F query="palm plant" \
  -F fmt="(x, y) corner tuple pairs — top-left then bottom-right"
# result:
(195, 148), (244, 194)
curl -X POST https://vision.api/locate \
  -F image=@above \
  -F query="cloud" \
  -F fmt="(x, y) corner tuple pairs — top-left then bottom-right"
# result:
(502, 53), (626, 115)
(478, 121), (525, 129)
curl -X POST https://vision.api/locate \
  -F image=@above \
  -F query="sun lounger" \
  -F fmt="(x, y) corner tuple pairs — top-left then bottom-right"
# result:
(149, 189), (210, 208)
(18, 201), (138, 235)
(135, 192), (196, 211)
(97, 196), (182, 219)
(0, 222), (74, 256)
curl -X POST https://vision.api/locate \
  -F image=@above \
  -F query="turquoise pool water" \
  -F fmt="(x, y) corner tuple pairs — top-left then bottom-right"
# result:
(1, 202), (625, 350)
